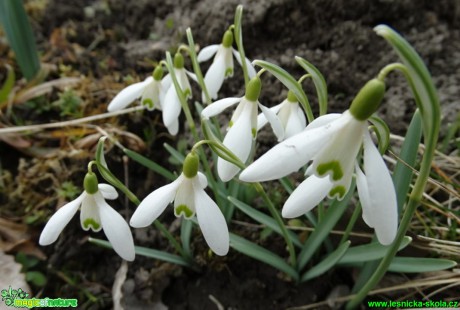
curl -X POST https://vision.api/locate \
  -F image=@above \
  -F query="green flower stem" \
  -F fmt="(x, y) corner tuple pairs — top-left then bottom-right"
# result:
(377, 63), (408, 81)
(253, 182), (297, 268)
(298, 74), (312, 84)
(339, 203), (361, 245)
(186, 28), (211, 104)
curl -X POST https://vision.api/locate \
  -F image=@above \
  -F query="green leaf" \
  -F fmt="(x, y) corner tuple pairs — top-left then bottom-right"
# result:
(338, 236), (412, 265)
(298, 180), (356, 270)
(0, 0), (40, 80)
(253, 59), (314, 122)
(163, 142), (185, 164)
(0, 65), (15, 104)
(26, 271), (47, 287)
(180, 219), (193, 257)
(301, 241), (350, 282)
(228, 196), (302, 247)
(393, 110), (422, 213)
(368, 115), (391, 155)
(230, 233), (299, 280)
(388, 257), (457, 273)
(123, 148), (175, 181)
(233, 5), (249, 86)
(295, 56), (328, 116)
(89, 237), (191, 267)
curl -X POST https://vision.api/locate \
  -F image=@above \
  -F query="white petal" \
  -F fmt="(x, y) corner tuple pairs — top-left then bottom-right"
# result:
(355, 163), (373, 228)
(161, 74), (172, 91)
(197, 172), (208, 188)
(39, 193), (84, 245)
(257, 102), (283, 131)
(311, 111), (366, 182)
(107, 77), (152, 112)
(239, 118), (344, 182)
(166, 118), (179, 135)
(185, 70), (198, 84)
(197, 44), (220, 62)
(284, 105), (307, 139)
(204, 54), (226, 99)
(194, 186), (229, 256)
(282, 175), (333, 218)
(363, 131), (398, 245)
(96, 194), (135, 261)
(201, 97), (241, 119)
(258, 102), (284, 141)
(141, 81), (161, 111)
(218, 101), (253, 182)
(232, 49), (256, 78)
(98, 184), (118, 200)
(174, 178), (196, 218)
(162, 86), (182, 128)
(130, 179), (182, 227)
(80, 194), (102, 232)
(306, 113), (341, 130)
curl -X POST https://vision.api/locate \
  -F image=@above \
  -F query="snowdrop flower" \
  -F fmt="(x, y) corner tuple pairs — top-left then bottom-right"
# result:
(240, 79), (398, 245)
(257, 90), (307, 140)
(162, 53), (197, 135)
(107, 66), (169, 112)
(39, 172), (135, 261)
(198, 30), (256, 99)
(201, 76), (283, 182)
(130, 152), (229, 256)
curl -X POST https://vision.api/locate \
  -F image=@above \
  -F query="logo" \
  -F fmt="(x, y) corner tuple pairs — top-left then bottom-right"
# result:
(1, 287), (78, 308)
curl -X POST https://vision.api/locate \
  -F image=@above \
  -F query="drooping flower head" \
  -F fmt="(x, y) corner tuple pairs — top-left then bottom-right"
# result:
(130, 152), (229, 256)
(240, 79), (398, 245)
(107, 66), (169, 112)
(39, 171), (135, 261)
(198, 29), (256, 100)
(201, 76), (283, 182)
(257, 90), (307, 140)
(162, 53), (197, 135)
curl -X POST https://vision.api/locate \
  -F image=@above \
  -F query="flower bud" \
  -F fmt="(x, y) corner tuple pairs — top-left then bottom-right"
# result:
(349, 79), (386, 121)
(222, 30), (234, 48)
(174, 53), (184, 69)
(245, 76), (262, 102)
(153, 66), (163, 81)
(183, 152), (199, 178)
(84, 172), (98, 194)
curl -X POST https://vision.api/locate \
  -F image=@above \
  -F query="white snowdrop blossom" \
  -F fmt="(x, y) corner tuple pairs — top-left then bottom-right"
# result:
(161, 53), (197, 135)
(39, 172), (135, 261)
(240, 79), (398, 245)
(130, 153), (229, 256)
(201, 76), (283, 182)
(107, 66), (169, 112)
(257, 90), (307, 140)
(198, 30), (257, 100)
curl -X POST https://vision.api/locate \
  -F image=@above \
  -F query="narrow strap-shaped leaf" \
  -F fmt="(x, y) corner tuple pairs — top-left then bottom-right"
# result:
(392, 110), (422, 213)
(123, 148), (175, 181)
(298, 180), (356, 270)
(228, 196), (302, 247)
(163, 142), (185, 163)
(338, 236), (411, 265)
(180, 219), (193, 258)
(233, 5), (249, 86)
(89, 238), (191, 267)
(295, 56), (328, 116)
(301, 241), (350, 282)
(230, 233), (299, 280)
(388, 257), (457, 273)
(0, 0), (40, 80)
(368, 115), (390, 155)
(253, 60), (314, 122)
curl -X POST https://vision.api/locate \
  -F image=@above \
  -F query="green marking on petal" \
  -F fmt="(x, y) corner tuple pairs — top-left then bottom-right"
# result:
(225, 67), (233, 77)
(317, 160), (343, 181)
(329, 185), (346, 199)
(175, 204), (194, 219)
(184, 88), (191, 98)
(83, 218), (101, 230)
(143, 98), (154, 109)
(252, 127), (257, 138)
(229, 120), (234, 127)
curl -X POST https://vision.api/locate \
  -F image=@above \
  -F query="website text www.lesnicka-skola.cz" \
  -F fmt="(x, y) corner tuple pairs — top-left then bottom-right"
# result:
(367, 300), (459, 308)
